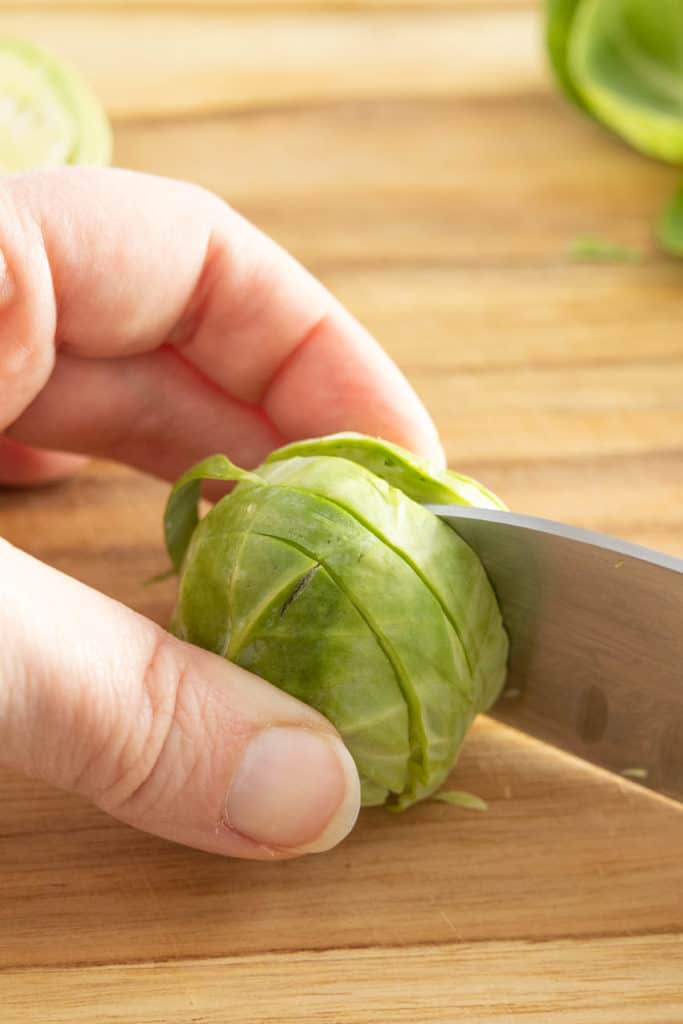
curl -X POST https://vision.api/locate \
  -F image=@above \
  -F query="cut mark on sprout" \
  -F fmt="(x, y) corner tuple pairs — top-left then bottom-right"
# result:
(280, 563), (321, 617)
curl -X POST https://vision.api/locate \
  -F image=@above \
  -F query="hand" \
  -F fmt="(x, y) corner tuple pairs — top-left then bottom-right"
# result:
(0, 167), (444, 860)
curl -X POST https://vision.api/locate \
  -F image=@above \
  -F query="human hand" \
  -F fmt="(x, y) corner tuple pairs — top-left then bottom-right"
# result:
(0, 168), (444, 859)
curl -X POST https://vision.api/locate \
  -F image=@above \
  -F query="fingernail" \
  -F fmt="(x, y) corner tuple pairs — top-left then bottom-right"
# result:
(225, 727), (360, 854)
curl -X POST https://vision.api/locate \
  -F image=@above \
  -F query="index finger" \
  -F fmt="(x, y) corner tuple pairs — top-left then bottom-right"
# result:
(1, 168), (444, 474)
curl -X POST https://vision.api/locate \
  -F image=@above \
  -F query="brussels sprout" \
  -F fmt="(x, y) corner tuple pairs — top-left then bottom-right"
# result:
(165, 435), (508, 811)
(0, 37), (111, 172)
(545, 0), (683, 257)
(568, 0), (683, 164)
(546, 0), (683, 160)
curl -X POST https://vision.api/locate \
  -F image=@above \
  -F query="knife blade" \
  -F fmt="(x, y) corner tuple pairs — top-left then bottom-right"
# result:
(429, 506), (683, 803)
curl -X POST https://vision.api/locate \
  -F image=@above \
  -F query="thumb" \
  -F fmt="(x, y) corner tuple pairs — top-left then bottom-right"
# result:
(0, 539), (360, 859)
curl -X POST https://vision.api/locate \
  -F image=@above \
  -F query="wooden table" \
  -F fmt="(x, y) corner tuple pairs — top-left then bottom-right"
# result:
(2, 2), (682, 1021)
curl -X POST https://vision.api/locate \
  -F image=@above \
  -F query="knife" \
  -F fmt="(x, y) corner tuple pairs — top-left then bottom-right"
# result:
(430, 506), (683, 804)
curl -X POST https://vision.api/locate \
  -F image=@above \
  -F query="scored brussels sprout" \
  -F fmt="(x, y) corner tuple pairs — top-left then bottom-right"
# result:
(165, 434), (508, 811)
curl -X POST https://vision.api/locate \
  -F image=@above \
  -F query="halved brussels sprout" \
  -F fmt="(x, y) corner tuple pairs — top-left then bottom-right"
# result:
(0, 37), (111, 171)
(545, 0), (683, 257)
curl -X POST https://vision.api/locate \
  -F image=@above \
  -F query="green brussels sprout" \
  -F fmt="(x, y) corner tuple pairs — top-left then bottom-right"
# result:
(547, 0), (683, 163)
(545, 0), (683, 256)
(164, 434), (508, 811)
(0, 37), (111, 172)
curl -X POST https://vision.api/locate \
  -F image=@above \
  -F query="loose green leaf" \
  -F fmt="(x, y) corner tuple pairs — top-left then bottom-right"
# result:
(657, 181), (683, 256)
(431, 790), (489, 812)
(164, 435), (508, 811)
(164, 454), (262, 572)
(265, 433), (507, 511)
(568, 234), (643, 263)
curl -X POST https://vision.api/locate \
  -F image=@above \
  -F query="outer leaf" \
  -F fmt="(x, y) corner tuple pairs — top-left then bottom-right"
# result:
(569, 0), (683, 163)
(163, 454), (261, 572)
(657, 181), (683, 256)
(265, 433), (506, 510)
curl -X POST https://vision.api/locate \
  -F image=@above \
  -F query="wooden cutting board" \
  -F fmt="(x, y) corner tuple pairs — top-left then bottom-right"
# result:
(1, 2), (682, 1021)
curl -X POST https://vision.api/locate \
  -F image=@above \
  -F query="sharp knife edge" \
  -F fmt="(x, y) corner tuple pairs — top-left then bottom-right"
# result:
(429, 506), (683, 804)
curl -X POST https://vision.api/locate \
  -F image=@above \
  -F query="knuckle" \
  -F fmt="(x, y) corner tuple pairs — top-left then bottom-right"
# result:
(94, 632), (207, 821)
(0, 181), (55, 423)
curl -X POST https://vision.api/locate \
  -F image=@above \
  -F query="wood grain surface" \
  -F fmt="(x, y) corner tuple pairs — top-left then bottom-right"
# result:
(1, 2), (682, 1022)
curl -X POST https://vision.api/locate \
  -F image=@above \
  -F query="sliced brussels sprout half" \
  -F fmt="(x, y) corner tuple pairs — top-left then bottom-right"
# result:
(0, 37), (111, 171)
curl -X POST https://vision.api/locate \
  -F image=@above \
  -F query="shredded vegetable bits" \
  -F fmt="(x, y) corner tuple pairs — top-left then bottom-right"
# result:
(431, 791), (489, 812)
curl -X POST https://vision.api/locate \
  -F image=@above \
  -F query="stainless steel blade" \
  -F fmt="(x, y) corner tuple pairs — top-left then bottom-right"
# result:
(429, 506), (683, 803)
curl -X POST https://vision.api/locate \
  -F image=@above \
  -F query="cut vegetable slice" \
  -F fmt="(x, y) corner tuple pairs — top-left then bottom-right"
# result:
(431, 790), (489, 811)
(0, 38), (111, 171)
(568, 0), (683, 163)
